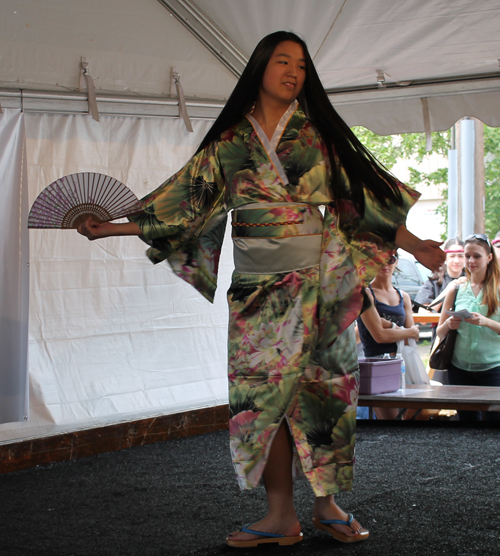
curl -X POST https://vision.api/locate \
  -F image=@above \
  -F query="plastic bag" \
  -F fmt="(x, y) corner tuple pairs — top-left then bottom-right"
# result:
(397, 338), (430, 385)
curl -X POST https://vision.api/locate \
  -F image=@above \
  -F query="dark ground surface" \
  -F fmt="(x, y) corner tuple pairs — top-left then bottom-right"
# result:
(1, 422), (499, 556)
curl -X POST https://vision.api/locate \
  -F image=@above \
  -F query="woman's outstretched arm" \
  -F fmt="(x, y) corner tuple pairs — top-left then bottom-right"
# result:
(395, 225), (445, 272)
(77, 217), (142, 240)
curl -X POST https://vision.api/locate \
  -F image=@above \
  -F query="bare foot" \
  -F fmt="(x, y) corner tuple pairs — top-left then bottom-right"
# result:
(227, 514), (302, 542)
(313, 496), (367, 539)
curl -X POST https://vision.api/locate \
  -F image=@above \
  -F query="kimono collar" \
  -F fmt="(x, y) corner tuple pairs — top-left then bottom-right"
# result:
(246, 100), (298, 152)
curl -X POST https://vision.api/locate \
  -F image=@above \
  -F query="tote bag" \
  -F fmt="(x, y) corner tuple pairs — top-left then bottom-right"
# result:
(397, 338), (430, 385)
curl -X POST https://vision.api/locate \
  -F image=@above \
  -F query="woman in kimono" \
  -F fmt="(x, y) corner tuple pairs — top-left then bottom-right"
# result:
(78, 32), (444, 547)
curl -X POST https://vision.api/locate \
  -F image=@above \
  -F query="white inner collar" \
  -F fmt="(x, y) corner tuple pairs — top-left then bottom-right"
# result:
(246, 100), (298, 186)
(247, 100), (298, 152)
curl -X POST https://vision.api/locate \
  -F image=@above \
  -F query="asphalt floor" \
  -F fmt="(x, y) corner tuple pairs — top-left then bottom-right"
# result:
(1, 421), (499, 556)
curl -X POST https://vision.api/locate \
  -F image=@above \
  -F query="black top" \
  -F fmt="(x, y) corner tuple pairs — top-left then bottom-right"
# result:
(357, 285), (406, 357)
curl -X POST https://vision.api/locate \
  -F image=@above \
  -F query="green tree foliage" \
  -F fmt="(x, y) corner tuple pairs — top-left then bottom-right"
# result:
(484, 125), (500, 238)
(353, 124), (500, 240)
(352, 127), (450, 194)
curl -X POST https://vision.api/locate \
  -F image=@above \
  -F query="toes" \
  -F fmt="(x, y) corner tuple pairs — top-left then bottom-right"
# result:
(350, 521), (366, 536)
(226, 530), (242, 540)
(350, 520), (362, 535)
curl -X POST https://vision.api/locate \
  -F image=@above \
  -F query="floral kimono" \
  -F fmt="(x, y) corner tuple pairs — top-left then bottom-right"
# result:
(129, 101), (419, 496)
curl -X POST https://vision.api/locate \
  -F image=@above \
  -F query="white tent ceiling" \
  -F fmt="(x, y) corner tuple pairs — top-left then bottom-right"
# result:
(1, 0), (500, 134)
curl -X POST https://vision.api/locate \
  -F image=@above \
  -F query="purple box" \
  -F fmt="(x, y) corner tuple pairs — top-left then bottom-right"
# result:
(358, 357), (401, 395)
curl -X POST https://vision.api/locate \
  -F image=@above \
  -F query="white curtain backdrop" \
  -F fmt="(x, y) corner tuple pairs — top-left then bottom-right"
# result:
(0, 110), (30, 425)
(0, 112), (234, 444)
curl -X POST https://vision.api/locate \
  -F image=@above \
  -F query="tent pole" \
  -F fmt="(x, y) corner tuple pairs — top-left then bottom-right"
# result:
(447, 138), (458, 239)
(460, 118), (475, 238)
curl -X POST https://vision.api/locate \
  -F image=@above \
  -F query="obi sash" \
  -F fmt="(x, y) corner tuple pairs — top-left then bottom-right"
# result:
(231, 203), (323, 274)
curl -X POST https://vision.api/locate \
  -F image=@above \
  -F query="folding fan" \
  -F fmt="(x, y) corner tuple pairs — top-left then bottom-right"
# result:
(28, 172), (143, 229)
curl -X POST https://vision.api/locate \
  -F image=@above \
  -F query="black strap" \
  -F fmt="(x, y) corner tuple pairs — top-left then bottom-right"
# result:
(451, 284), (459, 310)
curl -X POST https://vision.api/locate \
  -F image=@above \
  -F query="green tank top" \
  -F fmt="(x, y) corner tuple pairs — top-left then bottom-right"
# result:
(452, 282), (500, 371)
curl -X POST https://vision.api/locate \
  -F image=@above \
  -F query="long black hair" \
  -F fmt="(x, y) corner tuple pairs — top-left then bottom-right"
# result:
(197, 31), (402, 215)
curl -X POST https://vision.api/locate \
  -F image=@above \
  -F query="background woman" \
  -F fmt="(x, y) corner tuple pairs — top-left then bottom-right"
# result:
(416, 238), (465, 312)
(437, 234), (500, 421)
(358, 252), (419, 357)
(77, 32), (444, 546)
(357, 252), (419, 419)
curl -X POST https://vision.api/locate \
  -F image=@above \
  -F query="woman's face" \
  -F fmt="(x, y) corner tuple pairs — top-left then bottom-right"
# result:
(259, 41), (306, 106)
(464, 242), (492, 275)
(445, 249), (465, 277)
(378, 254), (397, 277)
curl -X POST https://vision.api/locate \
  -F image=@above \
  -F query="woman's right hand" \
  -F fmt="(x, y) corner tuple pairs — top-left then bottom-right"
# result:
(77, 217), (142, 240)
(408, 324), (420, 341)
(446, 316), (462, 331)
(77, 217), (116, 240)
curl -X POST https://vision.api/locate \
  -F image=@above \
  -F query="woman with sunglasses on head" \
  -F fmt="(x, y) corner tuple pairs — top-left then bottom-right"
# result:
(357, 252), (420, 419)
(437, 234), (500, 421)
(77, 32), (445, 547)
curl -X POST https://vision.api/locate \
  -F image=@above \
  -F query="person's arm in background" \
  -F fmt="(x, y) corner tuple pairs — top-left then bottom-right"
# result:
(402, 291), (416, 328)
(436, 287), (461, 338)
(415, 279), (436, 306)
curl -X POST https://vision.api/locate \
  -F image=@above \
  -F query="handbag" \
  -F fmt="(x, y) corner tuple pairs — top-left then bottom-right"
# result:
(429, 286), (459, 371)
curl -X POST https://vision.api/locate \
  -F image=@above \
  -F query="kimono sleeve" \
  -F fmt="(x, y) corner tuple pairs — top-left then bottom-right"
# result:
(333, 170), (420, 284)
(128, 141), (227, 302)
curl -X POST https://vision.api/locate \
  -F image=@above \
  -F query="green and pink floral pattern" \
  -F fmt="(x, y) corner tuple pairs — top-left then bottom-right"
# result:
(130, 104), (419, 496)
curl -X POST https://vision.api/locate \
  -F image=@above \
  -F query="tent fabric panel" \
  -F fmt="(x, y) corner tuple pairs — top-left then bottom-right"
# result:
(187, 0), (500, 92)
(0, 110), (30, 425)
(336, 91), (500, 135)
(0, 111), (233, 444)
(193, 0), (346, 60)
(303, 0), (500, 90)
(0, 0), (237, 99)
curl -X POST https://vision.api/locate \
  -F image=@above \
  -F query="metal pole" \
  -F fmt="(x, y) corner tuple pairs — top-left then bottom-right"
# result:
(460, 118), (475, 238)
(473, 118), (485, 233)
(448, 124), (458, 238)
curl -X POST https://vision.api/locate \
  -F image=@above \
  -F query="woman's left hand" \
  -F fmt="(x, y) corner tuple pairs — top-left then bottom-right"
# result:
(395, 226), (445, 272)
(464, 312), (487, 327)
(412, 239), (446, 272)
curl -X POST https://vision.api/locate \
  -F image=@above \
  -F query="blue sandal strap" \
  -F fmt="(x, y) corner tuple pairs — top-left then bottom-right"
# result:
(240, 525), (285, 538)
(319, 513), (354, 527)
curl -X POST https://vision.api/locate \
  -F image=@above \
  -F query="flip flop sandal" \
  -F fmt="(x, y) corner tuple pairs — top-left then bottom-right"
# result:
(313, 514), (370, 543)
(226, 524), (304, 547)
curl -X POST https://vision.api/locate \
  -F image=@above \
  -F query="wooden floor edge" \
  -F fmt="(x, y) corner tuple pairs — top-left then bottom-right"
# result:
(0, 404), (229, 475)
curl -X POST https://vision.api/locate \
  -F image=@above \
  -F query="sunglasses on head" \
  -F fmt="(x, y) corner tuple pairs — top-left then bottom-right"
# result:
(465, 233), (491, 248)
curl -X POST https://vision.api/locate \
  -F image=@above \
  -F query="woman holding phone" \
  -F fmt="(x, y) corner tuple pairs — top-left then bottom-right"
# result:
(437, 234), (500, 421)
